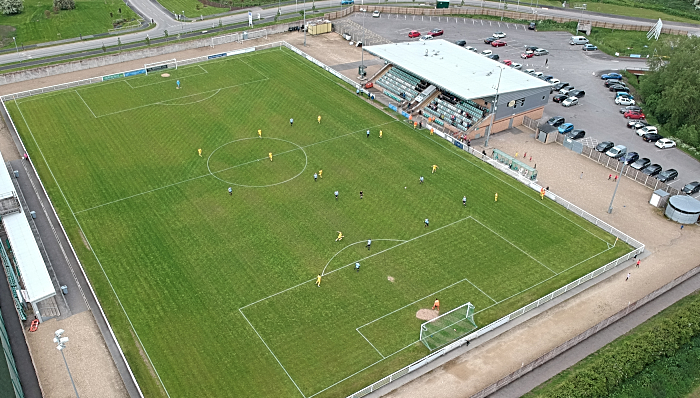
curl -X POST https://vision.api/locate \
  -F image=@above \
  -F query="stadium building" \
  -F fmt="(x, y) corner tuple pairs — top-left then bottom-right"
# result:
(364, 39), (551, 139)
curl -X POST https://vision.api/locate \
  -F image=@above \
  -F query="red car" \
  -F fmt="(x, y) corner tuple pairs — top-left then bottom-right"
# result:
(408, 30), (420, 38)
(427, 29), (444, 36)
(502, 59), (512, 66)
(364, 82), (373, 89)
(520, 52), (534, 59)
(491, 40), (507, 47)
(624, 111), (646, 119)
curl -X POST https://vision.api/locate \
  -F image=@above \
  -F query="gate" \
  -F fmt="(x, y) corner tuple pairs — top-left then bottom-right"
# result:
(562, 136), (583, 153)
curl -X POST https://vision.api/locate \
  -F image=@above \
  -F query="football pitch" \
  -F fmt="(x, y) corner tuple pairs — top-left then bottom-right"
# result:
(5, 46), (631, 398)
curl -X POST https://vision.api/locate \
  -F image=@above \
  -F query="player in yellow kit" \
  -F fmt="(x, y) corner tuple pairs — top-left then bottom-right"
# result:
(495, 193), (498, 202)
(269, 152), (273, 162)
(318, 115), (322, 124)
(318, 170), (323, 179)
(432, 165), (439, 174)
(316, 274), (322, 287)
(379, 130), (383, 138)
(335, 231), (344, 241)
(258, 129), (262, 138)
(198, 148), (202, 157)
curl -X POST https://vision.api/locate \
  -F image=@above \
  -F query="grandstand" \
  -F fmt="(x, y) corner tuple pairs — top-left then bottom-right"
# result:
(365, 39), (551, 140)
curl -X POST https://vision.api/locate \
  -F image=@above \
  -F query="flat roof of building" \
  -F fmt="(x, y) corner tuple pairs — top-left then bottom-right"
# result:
(364, 39), (551, 101)
(0, 151), (54, 303)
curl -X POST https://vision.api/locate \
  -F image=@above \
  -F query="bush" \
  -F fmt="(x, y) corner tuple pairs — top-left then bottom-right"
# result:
(53, 0), (74, 10)
(0, 0), (24, 15)
(44, 9), (50, 18)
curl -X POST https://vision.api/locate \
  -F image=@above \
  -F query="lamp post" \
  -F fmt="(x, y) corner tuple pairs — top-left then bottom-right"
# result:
(608, 163), (625, 213)
(484, 66), (504, 148)
(182, 10), (185, 32)
(303, 1), (307, 47)
(12, 37), (19, 63)
(54, 329), (80, 398)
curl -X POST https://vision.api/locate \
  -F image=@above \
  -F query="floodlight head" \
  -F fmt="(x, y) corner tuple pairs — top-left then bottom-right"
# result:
(54, 329), (64, 338)
(60, 337), (69, 344)
(56, 345), (64, 351)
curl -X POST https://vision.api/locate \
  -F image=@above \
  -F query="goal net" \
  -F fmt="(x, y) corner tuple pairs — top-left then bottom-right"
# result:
(420, 302), (477, 351)
(144, 59), (177, 75)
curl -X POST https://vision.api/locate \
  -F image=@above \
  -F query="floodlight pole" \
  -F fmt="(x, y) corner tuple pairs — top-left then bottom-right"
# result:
(54, 330), (80, 398)
(12, 37), (19, 63)
(607, 163), (625, 214)
(484, 66), (504, 148)
(303, 8), (307, 46)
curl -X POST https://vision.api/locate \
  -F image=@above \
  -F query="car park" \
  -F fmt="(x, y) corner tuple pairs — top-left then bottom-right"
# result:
(655, 138), (676, 149)
(491, 40), (507, 47)
(636, 126), (658, 137)
(428, 29), (444, 36)
(643, 133), (662, 142)
(552, 94), (568, 103)
(595, 141), (615, 152)
(642, 164), (663, 176)
(534, 48), (549, 55)
(481, 49), (493, 55)
(615, 97), (636, 106)
(493, 32), (507, 38)
(606, 145), (627, 159)
(627, 120), (648, 129)
(547, 116), (566, 126)
(657, 169), (678, 182)
(624, 111), (645, 119)
(372, 10), (380, 17)
(520, 52), (534, 59)
(568, 90), (586, 98)
(601, 73), (623, 80)
(567, 129), (586, 140)
(631, 157), (651, 170)
(455, 40), (466, 46)
(502, 59), (512, 66)
(528, 22), (536, 30)
(552, 82), (570, 91)
(510, 62), (522, 69)
(419, 35), (433, 41)
(562, 97), (579, 107)
(582, 44), (598, 51)
(682, 181), (700, 194)
(484, 37), (497, 44)
(465, 46), (478, 52)
(487, 54), (500, 61)
(621, 152), (639, 164)
(408, 30), (420, 38)
(558, 123), (574, 133)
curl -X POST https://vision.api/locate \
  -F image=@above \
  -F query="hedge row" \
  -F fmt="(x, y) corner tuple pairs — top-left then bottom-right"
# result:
(532, 293), (700, 398)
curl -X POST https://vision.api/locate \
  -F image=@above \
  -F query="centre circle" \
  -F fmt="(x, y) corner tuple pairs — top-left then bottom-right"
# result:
(207, 137), (307, 188)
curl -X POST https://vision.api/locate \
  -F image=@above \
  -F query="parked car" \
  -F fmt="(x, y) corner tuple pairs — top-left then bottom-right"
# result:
(606, 145), (627, 159)
(624, 111), (645, 119)
(552, 94), (568, 103)
(552, 82), (570, 91)
(627, 120), (648, 129)
(570, 36), (589, 45)
(524, 68), (536, 74)
(534, 48), (549, 55)
(548, 78), (560, 85)
(542, 75), (554, 82)
(428, 29), (444, 36)
(642, 164), (663, 176)
(372, 10), (380, 17)
(567, 129), (586, 140)
(455, 40), (467, 46)
(484, 37), (497, 44)
(493, 31), (507, 38)
(636, 126), (658, 137)
(559, 86), (575, 95)
(616, 93), (635, 101)
(547, 116), (566, 126)
(465, 46), (478, 52)
(340, 0), (354, 4)
(657, 169), (678, 182)
(419, 35), (433, 41)
(492, 40), (507, 47)
(521, 52), (534, 59)
(568, 90), (586, 98)
(595, 141), (615, 152)
(609, 84), (630, 92)
(408, 30), (421, 38)
(630, 157), (651, 170)
(481, 49), (493, 56)
(487, 54), (500, 61)
(655, 138), (676, 149)
(605, 79), (623, 88)
(620, 106), (642, 114)
(562, 97), (579, 107)
(502, 59), (512, 66)
(615, 97), (636, 106)
(511, 62), (522, 69)
(621, 151), (639, 164)
(524, 45), (539, 52)
(558, 123), (575, 133)
(582, 44), (598, 51)
(601, 72), (623, 80)
(642, 133), (663, 142)
(682, 181), (700, 195)
(528, 22), (537, 30)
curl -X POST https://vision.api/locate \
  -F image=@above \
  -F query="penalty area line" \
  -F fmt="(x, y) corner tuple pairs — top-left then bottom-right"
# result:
(356, 329), (385, 359)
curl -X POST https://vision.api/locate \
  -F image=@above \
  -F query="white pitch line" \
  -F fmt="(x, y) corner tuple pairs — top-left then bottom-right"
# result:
(239, 309), (307, 397)
(471, 217), (556, 275)
(74, 90), (96, 118)
(159, 89), (222, 106)
(356, 329), (385, 359)
(321, 239), (407, 276)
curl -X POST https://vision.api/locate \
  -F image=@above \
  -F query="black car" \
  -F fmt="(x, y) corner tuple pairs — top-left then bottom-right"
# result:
(610, 85), (630, 93)
(642, 164), (663, 176)
(524, 45), (538, 52)
(643, 133), (662, 142)
(552, 94), (568, 103)
(542, 75), (555, 82)
(487, 54), (500, 61)
(528, 22), (536, 30)
(627, 120), (649, 129)
(568, 90), (586, 98)
(631, 157), (651, 170)
(595, 141), (614, 153)
(620, 106), (642, 114)
(552, 82), (570, 91)
(567, 129), (586, 140)
(455, 40), (467, 47)
(621, 151), (639, 165)
(682, 181), (700, 194)
(657, 169), (678, 182)
(547, 116), (565, 126)
(604, 79), (623, 88)
(484, 37), (497, 44)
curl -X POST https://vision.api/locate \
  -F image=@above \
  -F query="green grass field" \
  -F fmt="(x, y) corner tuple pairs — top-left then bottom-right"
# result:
(5, 47), (632, 398)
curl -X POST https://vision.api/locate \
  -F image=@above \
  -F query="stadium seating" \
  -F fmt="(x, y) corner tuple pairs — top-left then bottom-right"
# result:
(376, 67), (428, 102)
(423, 92), (490, 134)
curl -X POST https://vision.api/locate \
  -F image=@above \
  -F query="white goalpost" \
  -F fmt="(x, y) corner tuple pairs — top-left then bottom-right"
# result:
(420, 302), (477, 351)
(144, 59), (178, 75)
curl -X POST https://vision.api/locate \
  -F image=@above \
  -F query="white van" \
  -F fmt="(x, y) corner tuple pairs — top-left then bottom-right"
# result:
(569, 36), (589, 45)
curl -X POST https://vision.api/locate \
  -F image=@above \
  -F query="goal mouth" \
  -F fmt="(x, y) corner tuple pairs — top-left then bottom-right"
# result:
(420, 302), (477, 351)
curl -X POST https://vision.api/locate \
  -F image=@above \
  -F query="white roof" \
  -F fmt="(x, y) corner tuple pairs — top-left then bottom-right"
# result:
(365, 39), (551, 101)
(0, 151), (54, 303)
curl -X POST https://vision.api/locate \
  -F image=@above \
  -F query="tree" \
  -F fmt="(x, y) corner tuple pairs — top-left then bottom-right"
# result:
(0, 0), (24, 15)
(53, 0), (74, 10)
